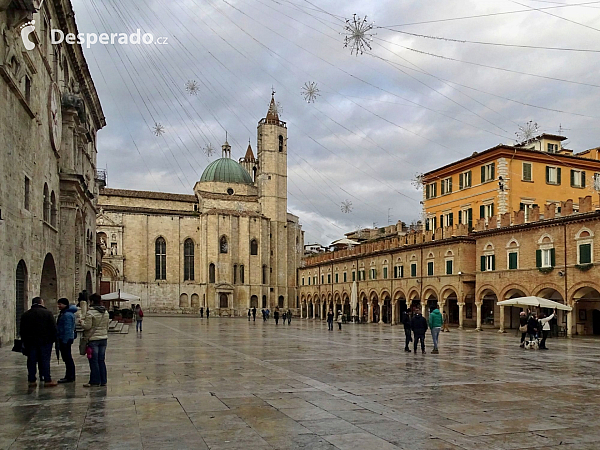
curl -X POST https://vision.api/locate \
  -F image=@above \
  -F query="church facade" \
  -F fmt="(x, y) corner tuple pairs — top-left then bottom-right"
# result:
(97, 95), (303, 316)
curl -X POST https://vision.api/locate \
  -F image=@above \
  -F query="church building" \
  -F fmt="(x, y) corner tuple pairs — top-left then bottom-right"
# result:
(97, 94), (304, 316)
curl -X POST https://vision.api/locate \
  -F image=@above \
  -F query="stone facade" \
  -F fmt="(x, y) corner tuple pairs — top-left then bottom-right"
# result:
(299, 196), (600, 337)
(0, 0), (105, 346)
(97, 95), (303, 316)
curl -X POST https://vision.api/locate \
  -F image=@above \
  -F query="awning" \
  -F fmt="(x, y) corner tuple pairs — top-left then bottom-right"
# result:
(101, 290), (141, 302)
(497, 296), (572, 311)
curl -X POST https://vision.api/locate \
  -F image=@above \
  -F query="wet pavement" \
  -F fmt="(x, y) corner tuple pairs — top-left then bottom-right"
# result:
(1, 317), (599, 449)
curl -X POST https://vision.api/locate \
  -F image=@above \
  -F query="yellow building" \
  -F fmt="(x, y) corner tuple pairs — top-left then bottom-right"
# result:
(422, 134), (600, 231)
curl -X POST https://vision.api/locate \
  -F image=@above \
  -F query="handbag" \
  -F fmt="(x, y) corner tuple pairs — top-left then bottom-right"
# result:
(12, 339), (23, 353)
(519, 324), (527, 333)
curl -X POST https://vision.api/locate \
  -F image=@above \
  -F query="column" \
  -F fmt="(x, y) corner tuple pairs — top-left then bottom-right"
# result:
(475, 302), (482, 331)
(421, 301), (426, 316)
(567, 309), (573, 338)
(391, 301), (397, 325)
(368, 302), (373, 323)
(359, 301), (363, 322)
(458, 303), (464, 330)
(498, 305), (505, 333)
(312, 303), (315, 319)
(378, 304), (383, 324)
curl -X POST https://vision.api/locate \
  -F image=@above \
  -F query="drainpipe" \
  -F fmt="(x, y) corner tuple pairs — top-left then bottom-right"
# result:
(564, 221), (571, 337)
(420, 246), (425, 315)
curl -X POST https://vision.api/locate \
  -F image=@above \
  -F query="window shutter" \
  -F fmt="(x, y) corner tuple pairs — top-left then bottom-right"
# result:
(491, 163), (495, 180)
(570, 169), (575, 187)
(433, 216), (437, 229)
(480, 256), (486, 272)
(459, 173), (463, 190)
(446, 260), (452, 275)
(536, 249), (542, 268)
(449, 213), (454, 226)
(400, 265), (404, 277)
(582, 171), (586, 188)
(448, 178), (452, 193)
(393, 266), (397, 278)
(550, 248), (556, 267)
(557, 168), (561, 185)
(490, 203), (494, 217)
(425, 220), (429, 232)
(440, 182), (445, 195)
(509, 252), (517, 269)
(468, 209), (473, 229)
(440, 215), (443, 227)
(580, 243), (592, 264)
(433, 183), (437, 197)
(481, 166), (486, 183)
(480, 205), (485, 219)
(468, 170), (472, 186)
(491, 255), (496, 271)
(458, 210), (462, 224)
(546, 166), (550, 183)
(520, 202), (524, 211)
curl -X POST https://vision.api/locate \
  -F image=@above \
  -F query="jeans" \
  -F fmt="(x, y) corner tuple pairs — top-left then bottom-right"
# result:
(288, 317), (291, 325)
(414, 334), (425, 352)
(338, 322), (342, 330)
(328, 321), (333, 330)
(88, 339), (108, 385)
(27, 343), (53, 382)
(521, 332), (527, 343)
(136, 320), (143, 332)
(404, 329), (412, 350)
(59, 340), (76, 380)
(431, 327), (441, 350)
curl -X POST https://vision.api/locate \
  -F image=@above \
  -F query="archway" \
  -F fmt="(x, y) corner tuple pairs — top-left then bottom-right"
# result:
(180, 293), (189, 307)
(503, 288), (528, 330)
(343, 294), (350, 321)
(250, 295), (258, 308)
(426, 292), (438, 318)
(361, 295), (368, 323)
(371, 293), (380, 323)
(573, 287), (600, 336)
(191, 293), (200, 308)
(481, 290), (497, 327)
(15, 260), (28, 337)
(278, 295), (284, 308)
(40, 253), (58, 313)
(308, 302), (313, 318)
(382, 295), (391, 324)
(219, 293), (229, 308)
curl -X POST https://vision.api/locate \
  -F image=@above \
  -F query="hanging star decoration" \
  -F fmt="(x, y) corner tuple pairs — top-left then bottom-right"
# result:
(343, 14), (375, 56)
(301, 81), (320, 103)
(185, 80), (200, 96)
(153, 123), (165, 137)
(203, 143), (215, 157)
(411, 173), (424, 190)
(341, 200), (353, 214)
(515, 121), (540, 144)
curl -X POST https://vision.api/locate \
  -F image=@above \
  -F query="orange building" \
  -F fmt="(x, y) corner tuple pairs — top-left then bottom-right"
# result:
(422, 135), (600, 231)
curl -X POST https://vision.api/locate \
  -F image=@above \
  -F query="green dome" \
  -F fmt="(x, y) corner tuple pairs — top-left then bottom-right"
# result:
(200, 158), (253, 185)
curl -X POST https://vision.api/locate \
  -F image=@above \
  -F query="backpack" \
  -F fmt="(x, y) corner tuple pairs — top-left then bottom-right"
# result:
(138, 309), (144, 318)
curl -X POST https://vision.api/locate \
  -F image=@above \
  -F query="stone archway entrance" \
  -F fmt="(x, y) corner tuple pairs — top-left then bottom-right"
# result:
(250, 295), (258, 308)
(40, 253), (58, 313)
(480, 290), (498, 329)
(371, 295), (380, 323)
(573, 287), (600, 336)
(15, 260), (28, 337)
(361, 297), (368, 323)
(446, 294), (459, 325)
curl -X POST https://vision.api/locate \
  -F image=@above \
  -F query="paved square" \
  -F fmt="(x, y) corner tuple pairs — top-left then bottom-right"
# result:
(1, 318), (599, 449)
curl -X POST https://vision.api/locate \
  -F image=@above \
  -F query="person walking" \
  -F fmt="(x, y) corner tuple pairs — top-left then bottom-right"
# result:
(411, 309), (428, 354)
(134, 304), (144, 332)
(56, 298), (77, 383)
(337, 311), (343, 330)
(287, 309), (292, 325)
(442, 310), (450, 332)
(206, 307), (210, 319)
(20, 297), (58, 387)
(80, 294), (110, 388)
(538, 310), (556, 350)
(274, 307), (280, 325)
(428, 306), (443, 354)
(262, 309), (266, 322)
(252, 307), (257, 321)
(519, 311), (528, 347)
(402, 311), (412, 352)
(327, 310), (334, 331)
(248, 309), (252, 321)
(200, 307), (204, 318)
(282, 311), (287, 323)
(527, 311), (539, 344)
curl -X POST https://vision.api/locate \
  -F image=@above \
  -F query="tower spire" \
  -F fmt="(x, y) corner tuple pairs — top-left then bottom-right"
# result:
(222, 132), (231, 158)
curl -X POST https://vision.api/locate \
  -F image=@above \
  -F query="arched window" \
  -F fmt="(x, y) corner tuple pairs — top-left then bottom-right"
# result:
(233, 264), (238, 284)
(15, 260), (27, 337)
(184, 238), (194, 281)
(155, 237), (166, 280)
(278, 295), (284, 308)
(50, 191), (57, 227)
(43, 183), (49, 222)
(219, 293), (228, 308)
(250, 239), (258, 255)
(240, 265), (245, 284)
(278, 135), (283, 152)
(262, 265), (267, 284)
(220, 236), (228, 254)
(250, 295), (258, 308)
(209, 263), (215, 283)
(262, 295), (267, 308)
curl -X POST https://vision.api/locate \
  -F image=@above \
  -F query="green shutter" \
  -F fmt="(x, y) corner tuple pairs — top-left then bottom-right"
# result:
(449, 213), (454, 226)
(580, 243), (592, 264)
(582, 171), (586, 188)
(536, 249), (542, 268)
(446, 260), (452, 275)
(467, 170), (472, 186)
(448, 178), (452, 193)
(441, 181), (445, 195)
(440, 215), (443, 227)
(468, 209), (473, 229)
(557, 168), (561, 185)
(546, 166), (550, 183)
(550, 248), (556, 267)
(411, 264), (416, 277)
(490, 203), (494, 217)
(481, 166), (486, 183)
(400, 266), (404, 278)
(481, 255), (486, 272)
(491, 255), (496, 271)
(491, 163), (495, 180)
(428, 262), (434, 276)
(383, 267), (388, 279)
(570, 169), (575, 187)
(458, 210), (462, 224)
(352, 271), (355, 281)
(459, 174), (463, 190)
(480, 205), (485, 219)
(509, 252), (517, 270)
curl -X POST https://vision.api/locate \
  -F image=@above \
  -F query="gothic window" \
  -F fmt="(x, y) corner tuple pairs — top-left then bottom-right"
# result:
(24, 177), (30, 211)
(250, 239), (258, 255)
(15, 260), (27, 337)
(262, 265), (267, 284)
(278, 135), (284, 152)
(219, 293), (228, 308)
(155, 237), (166, 280)
(233, 264), (238, 284)
(43, 183), (49, 222)
(278, 295), (284, 308)
(220, 236), (228, 254)
(50, 191), (57, 227)
(240, 265), (245, 284)
(209, 263), (216, 283)
(184, 239), (194, 281)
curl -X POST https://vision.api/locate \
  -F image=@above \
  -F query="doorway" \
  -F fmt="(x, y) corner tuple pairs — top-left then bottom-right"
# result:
(593, 310), (600, 335)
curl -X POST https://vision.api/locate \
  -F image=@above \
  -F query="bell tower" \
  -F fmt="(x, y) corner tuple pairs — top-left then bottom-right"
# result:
(257, 91), (289, 309)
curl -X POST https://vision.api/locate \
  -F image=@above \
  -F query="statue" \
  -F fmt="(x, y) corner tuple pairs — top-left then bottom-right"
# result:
(1, 22), (26, 82)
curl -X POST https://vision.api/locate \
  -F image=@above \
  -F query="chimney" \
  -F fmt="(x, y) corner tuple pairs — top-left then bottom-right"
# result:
(544, 204), (555, 220)
(562, 199), (574, 216)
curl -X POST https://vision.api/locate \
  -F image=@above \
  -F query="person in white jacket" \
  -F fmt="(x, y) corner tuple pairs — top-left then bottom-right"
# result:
(539, 310), (556, 350)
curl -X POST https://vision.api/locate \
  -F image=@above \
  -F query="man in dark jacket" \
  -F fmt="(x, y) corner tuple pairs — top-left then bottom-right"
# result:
(411, 309), (428, 354)
(402, 311), (412, 352)
(20, 297), (58, 387)
(527, 311), (539, 342)
(56, 298), (77, 383)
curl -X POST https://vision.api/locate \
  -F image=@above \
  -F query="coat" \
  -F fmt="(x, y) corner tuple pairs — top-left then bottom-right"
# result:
(134, 307), (144, 322)
(57, 305), (77, 343)
(527, 316), (539, 335)
(402, 313), (412, 331)
(327, 312), (334, 323)
(539, 314), (555, 331)
(20, 304), (57, 347)
(429, 309), (443, 329)
(411, 314), (428, 335)
(82, 306), (110, 341)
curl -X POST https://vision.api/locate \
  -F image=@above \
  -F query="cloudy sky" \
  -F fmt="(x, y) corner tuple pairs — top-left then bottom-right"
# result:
(72, 0), (600, 244)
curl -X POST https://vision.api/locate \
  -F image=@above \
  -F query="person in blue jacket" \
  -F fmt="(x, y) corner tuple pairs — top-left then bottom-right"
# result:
(56, 298), (77, 383)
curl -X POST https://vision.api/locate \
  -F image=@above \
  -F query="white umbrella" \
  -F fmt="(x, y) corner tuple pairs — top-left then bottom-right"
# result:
(350, 281), (358, 321)
(497, 296), (572, 311)
(101, 290), (141, 302)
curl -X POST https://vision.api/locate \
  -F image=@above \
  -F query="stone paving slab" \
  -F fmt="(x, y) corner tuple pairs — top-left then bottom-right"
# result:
(0, 317), (599, 449)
